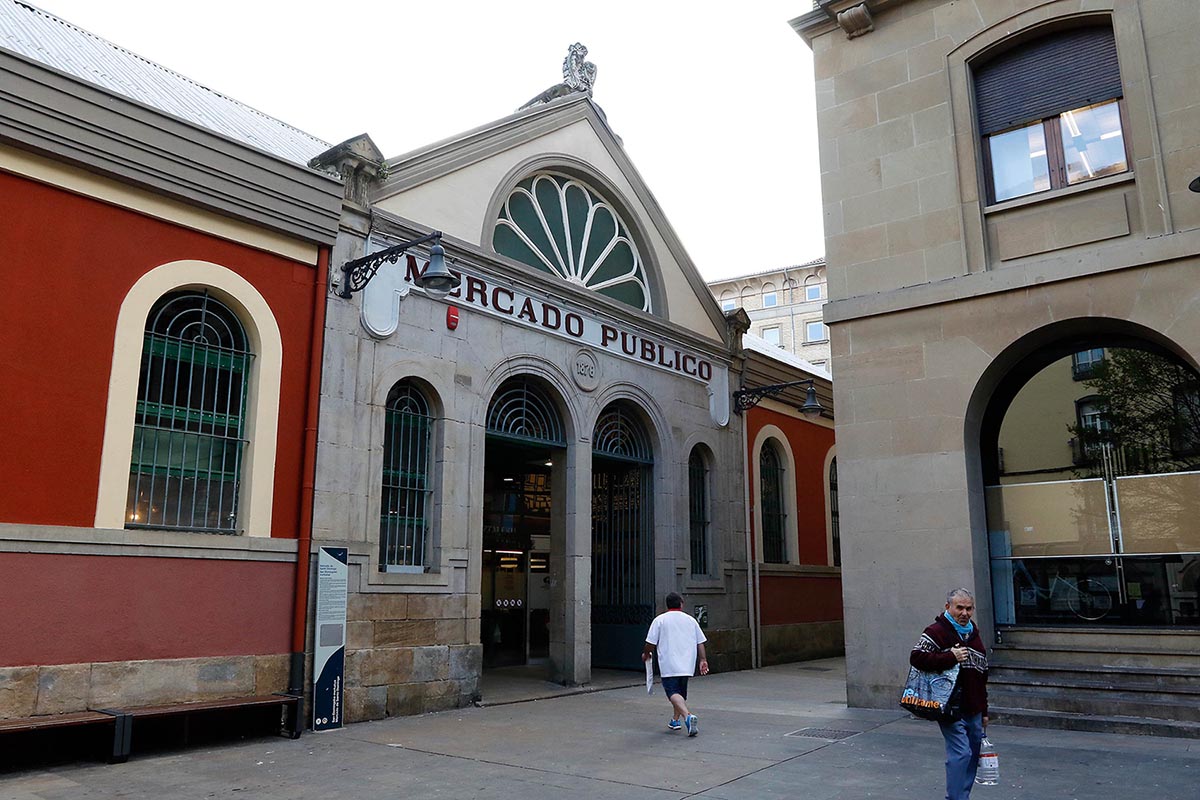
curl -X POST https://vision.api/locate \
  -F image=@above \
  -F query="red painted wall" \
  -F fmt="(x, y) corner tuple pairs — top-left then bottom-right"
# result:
(747, 404), (842, 626)
(0, 172), (314, 537)
(760, 574), (843, 626)
(747, 406), (835, 564)
(1, 553), (294, 667)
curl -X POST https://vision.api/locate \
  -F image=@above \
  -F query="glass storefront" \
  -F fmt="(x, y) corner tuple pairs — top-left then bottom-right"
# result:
(987, 346), (1200, 628)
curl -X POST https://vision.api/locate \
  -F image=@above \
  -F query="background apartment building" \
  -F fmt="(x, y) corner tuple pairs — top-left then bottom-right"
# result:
(707, 261), (832, 369)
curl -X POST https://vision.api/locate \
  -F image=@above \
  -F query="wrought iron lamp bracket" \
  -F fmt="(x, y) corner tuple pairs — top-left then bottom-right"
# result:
(733, 379), (823, 416)
(337, 230), (443, 299)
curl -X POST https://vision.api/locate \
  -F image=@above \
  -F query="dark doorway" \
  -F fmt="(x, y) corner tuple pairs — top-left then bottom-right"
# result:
(482, 440), (554, 668)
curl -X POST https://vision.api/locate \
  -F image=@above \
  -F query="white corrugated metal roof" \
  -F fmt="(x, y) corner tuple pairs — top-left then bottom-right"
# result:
(743, 332), (831, 381)
(0, 0), (330, 165)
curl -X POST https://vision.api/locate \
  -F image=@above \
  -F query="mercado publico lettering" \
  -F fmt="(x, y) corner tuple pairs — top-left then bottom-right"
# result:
(401, 254), (714, 383)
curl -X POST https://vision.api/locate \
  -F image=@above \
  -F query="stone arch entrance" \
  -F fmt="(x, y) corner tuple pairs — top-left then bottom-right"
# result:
(969, 318), (1200, 629)
(481, 375), (568, 672)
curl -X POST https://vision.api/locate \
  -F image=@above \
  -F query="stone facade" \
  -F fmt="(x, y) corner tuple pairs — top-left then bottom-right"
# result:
(310, 97), (752, 722)
(794, 0), (1200, 708)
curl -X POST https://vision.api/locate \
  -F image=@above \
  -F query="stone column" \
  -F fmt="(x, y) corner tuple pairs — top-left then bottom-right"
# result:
(549, 438), (591, 684)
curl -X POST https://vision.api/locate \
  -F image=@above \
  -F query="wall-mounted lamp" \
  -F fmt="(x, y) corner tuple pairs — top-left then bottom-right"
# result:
(733, 379), (825, 418)
(337, 230), (462, 300)
(1190, 176), (1200, 193)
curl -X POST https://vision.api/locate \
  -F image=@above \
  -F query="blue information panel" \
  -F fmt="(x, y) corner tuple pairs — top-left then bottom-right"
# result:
(312, 547), (348, 731)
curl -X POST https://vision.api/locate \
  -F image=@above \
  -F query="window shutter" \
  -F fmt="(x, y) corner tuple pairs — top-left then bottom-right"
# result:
(974, 26), (1122, 136)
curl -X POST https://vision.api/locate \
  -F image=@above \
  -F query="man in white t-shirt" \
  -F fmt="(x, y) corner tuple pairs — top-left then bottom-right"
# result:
(642, 592), (708, 736)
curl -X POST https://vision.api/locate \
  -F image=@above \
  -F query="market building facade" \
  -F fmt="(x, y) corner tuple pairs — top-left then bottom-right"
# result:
(308, 82), (753, 720)
(794, 0), (1200, 732)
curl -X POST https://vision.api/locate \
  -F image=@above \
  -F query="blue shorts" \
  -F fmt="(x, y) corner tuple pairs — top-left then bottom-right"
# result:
(661, 676), (689, 700)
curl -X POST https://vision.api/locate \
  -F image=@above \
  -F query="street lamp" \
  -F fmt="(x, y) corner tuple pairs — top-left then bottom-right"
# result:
(337, 231), (462, 300)
(1190, 176), (1200, 193)
(732, 379), (826, 418)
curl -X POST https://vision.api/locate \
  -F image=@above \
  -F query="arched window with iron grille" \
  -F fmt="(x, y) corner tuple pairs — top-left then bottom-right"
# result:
(688, 445), (711, 576)
(126, 290), (251, 533)
(381, 380), (434, 571)
(486, 376), (567, 447)
(760, 440), (787, 563)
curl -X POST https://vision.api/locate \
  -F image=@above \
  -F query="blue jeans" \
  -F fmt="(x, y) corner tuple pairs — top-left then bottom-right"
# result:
(938, 712), (983, 800)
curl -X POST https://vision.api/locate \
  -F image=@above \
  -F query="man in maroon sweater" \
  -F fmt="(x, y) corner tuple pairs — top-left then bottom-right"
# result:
(910, 588), (989, 800)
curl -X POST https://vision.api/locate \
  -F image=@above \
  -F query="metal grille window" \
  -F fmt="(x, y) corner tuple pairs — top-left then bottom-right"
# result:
(126, 291), (251, 533)
(760, 440), (787, 564)
(829, 457), (841, 567)
(688, 447), (711, 576)
(380, 381), (433, 571)
(486, 376), (566, 447)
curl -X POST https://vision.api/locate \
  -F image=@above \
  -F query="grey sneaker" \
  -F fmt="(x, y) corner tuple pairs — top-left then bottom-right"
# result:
(685, 714), (699, 737)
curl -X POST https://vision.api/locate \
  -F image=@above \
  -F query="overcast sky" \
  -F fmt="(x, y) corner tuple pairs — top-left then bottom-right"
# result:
(33, 1), (824, 281)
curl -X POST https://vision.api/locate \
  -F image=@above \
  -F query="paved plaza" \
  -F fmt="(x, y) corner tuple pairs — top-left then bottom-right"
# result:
(2, 659), (1195, 800)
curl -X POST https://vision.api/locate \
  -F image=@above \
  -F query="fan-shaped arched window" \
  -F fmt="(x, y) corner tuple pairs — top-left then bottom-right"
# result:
(593, 403), (653, 463)
(126, 290), (251, 533)
(486, 376), (566, 447)
(760, 440), (787, 563)
(381, 380), (434, 571)
(493, 172), (652, 312)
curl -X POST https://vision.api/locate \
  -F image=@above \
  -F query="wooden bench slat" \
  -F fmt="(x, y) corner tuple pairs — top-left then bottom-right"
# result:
(120, 694), (298, 719)
(0, 711), (112, 733)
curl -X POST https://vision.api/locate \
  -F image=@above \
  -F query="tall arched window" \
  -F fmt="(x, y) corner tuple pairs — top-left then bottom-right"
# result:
(381, 380), (434, 571)
(688, 446), (711, 576)
(760, 440), (787, 563)
(126, 291), (251, 533)
(829, 457), (841, 567)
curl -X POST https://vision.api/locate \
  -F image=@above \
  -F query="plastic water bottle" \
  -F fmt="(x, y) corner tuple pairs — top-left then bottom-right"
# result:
(975, 737), (999, 785)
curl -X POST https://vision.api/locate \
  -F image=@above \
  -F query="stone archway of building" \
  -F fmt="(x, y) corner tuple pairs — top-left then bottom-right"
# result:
(590, 400), (655, 670)
(480, 375), (569, 684)
(965, 317), (1200, 632)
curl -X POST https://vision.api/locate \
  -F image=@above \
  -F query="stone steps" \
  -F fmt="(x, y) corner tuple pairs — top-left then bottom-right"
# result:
(989, 706), (1200, 739)
(985, 628), (1200, 736)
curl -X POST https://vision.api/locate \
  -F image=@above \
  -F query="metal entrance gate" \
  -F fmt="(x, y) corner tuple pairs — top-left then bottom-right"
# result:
(591, 403), (654, 670)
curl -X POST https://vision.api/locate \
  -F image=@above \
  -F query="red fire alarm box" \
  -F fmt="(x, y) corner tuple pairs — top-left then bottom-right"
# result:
(446, 305), (460, 330)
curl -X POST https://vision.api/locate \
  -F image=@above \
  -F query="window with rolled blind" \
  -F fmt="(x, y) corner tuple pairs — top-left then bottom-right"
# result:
(974, 24), (1129, 203)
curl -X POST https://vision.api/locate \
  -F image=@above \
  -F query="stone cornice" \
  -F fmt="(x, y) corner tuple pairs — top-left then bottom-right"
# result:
(792, 0), (915, 43)
(823, 227), (1200, 325)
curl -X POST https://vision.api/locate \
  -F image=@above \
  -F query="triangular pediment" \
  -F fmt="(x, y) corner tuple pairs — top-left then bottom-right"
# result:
(369, 94), (729, 344)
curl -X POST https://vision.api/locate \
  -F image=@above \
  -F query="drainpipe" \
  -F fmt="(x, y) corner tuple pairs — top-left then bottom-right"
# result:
(288, 245), (330, 722)
(742, 411), (760, 670)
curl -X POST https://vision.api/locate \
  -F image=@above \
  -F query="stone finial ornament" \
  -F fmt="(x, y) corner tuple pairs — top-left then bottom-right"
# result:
(518, 43), (598, 110)
(836, 3), (874, 39)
